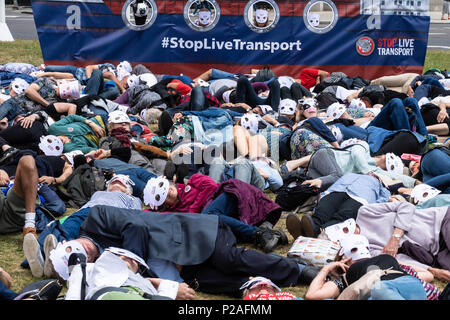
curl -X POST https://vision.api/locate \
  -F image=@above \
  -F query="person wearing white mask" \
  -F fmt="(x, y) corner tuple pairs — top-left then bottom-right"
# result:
(64, 247), (195, 300)
(305, 234), (430, 300)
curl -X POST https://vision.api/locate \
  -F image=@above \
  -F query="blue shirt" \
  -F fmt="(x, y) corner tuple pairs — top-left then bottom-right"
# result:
(322, 173), (391, 205)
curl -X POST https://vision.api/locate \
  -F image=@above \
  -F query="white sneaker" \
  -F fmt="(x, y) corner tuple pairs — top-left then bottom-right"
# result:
(23, 233), (44, 278)
(43, 234), (58, 278)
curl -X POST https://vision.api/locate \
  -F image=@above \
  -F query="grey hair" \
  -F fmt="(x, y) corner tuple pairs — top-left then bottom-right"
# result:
(145, 108), (163, 124)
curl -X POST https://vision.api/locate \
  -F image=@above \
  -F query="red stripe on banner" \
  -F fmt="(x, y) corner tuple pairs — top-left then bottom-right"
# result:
(43, 60), (423, 81)
(103, 0), (361, 17)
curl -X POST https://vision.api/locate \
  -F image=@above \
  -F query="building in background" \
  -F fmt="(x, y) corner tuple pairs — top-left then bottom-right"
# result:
(361, 0), (430, 15)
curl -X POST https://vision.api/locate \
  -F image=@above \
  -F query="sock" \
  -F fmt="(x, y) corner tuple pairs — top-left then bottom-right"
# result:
(24, 212), (36, 229)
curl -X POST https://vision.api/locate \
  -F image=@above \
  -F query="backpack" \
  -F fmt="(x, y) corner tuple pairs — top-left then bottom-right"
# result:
(275, 171), (320, 211)
(57, 164), (109, 208)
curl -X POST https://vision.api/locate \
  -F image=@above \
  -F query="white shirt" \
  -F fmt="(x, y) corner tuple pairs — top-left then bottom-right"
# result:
(65, 251), (179, 300)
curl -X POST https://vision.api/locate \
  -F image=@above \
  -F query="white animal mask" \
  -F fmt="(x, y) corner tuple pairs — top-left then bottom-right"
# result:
(410, 183), (441, 204)
(338, 234), (371, 261)
(10, 78), (29, 95)
(255, 9), (269, 24)
(135, 1), (150, 17)
(241, 113), (260, 133)
(49, 240), (88, 280)
(279, 99), (297, 115)
(39, 135), (64, 156)
(327, 102), (346, 119)
(324, 219), (357, 243)
(307, 13), (320, 27)
(143, 176), (170, 210)
(58, 80), (81, 100)
(330, 125), (343, 143)
(385, 153), (404, 175)
(198, 10), (211, 26)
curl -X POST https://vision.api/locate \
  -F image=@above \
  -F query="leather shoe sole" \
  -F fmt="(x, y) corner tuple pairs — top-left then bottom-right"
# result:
(286, 213), (303, 240)
(301, 214), (317, 238)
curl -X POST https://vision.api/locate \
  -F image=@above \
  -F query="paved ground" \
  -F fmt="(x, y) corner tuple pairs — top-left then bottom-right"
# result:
(4, 5), (37, 40)
(3, 5), (450, 50)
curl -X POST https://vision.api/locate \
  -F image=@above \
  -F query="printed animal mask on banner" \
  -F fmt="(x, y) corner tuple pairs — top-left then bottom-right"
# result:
(307, 13), (320, 27)
(255, 9), (269, 25)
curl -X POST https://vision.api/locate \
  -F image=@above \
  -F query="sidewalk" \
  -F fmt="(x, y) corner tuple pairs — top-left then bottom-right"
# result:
(430, 11), (450, 23)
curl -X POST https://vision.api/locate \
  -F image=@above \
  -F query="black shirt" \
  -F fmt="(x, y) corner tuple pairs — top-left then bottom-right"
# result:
(334, 254), (407, 292)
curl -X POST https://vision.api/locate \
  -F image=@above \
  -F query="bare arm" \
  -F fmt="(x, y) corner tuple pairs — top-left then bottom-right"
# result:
(37, 72), (74, 79)
(85, 64), (99, 79)
(25, 83), (50, 107)
(103, 71), (125, 93)
(305, 262), (348, 300)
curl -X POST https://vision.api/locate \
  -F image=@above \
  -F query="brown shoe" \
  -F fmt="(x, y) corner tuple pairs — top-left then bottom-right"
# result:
(300, 214), (318, 238)
(132, 142), (168, 159)
(286, 213), (303, 240)
(23, 227), (37, 239)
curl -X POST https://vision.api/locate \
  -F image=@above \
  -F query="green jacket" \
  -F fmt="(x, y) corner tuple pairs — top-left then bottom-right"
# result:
(47, 115), (103, 154)
(332, 141), (417, 188)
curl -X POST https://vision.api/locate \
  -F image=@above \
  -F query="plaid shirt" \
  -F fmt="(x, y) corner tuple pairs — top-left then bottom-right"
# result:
(179, 88), (220, 108)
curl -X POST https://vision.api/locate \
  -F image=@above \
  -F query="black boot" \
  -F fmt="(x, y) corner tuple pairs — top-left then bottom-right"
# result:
(287, 256), (321, 285)
(298, 265), (320, 285)
(254, 227), (288, 253)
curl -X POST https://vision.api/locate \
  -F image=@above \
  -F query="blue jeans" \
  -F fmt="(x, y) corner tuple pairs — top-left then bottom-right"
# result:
(117, 168), (156, 197)
(201, 192), (257, 242)
(368, 98), (428, 135)
(420, 148), (450, 193)
(413, 78), (445, 101)
(335, 123), (368, 140)
(84, 69), (120, 100)
(211, 68), (236, 80)
(0, 98), (24, 122)
(44, 65), (86, 84)
(369, 276), (427, 300)
(0, 281), (17, 300)
(38, 183), (66, 216)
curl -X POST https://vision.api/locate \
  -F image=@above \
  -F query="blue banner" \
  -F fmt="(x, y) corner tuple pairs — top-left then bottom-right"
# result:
(30, 0), (431, 79)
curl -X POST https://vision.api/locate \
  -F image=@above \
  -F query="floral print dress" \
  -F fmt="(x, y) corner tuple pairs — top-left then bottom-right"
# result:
(148, 115), (194, 150)
(290, 127), (332, 160)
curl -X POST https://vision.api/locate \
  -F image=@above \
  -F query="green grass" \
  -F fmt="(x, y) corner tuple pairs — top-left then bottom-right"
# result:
(0, 40), (449, 300)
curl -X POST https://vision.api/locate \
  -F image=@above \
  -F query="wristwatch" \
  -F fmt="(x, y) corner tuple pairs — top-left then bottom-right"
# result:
(392, 233), (402, 239)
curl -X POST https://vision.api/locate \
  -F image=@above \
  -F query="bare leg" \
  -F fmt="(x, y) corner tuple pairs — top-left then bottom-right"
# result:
(285, 155), (312, 172)
(248, 134), (268, 158)
(233, 125), (250, 157)
(12, 155), (39, 234)
(317, 70), (329, 82)
(193, 68), (213, 84)
(426, 123), (449, 136)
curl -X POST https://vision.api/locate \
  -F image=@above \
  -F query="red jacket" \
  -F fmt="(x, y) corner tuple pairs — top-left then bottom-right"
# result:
(168, 174), (282, 227)
(168, 174), (219, 213)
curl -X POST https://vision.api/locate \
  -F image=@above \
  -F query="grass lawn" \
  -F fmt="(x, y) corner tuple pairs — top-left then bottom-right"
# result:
(0, 40), (449, 300)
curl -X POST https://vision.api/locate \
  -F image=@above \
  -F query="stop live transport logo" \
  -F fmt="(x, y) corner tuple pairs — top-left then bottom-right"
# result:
(356, 36), (375, 56)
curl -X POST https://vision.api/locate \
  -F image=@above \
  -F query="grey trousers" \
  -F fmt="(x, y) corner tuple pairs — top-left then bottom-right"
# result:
(208, 157), (266, 191)
(306, 148), (344, 189)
